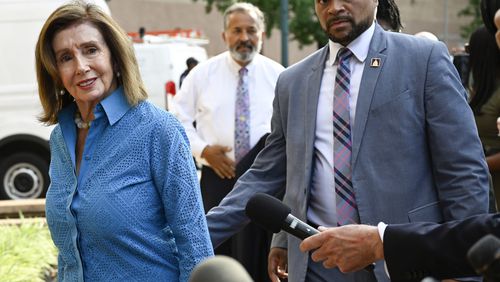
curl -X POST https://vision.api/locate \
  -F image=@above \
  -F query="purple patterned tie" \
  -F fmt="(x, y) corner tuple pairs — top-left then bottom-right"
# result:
(235, 67), (250, 163)
(334, 48), (360, 225)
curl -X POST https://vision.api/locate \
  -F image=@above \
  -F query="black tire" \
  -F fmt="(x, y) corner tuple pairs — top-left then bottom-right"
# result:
(0, 152), (49, 200)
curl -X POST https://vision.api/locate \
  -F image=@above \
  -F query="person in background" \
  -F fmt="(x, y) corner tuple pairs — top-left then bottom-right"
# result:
(496, 9), (500, 46)
(205, 0), (490, 281)
(172, 2), (284, 281)
(376, 0), (403, 32)
(468, 25), (500, 211)
(179, 57), (199, 89)
(414, 31), (439, 41)
(481, 0), (500, 37)
(35, 2), (213, 281)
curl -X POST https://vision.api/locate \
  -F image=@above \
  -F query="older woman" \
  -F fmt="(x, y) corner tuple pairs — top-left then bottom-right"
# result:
(35, 2), (213, 281)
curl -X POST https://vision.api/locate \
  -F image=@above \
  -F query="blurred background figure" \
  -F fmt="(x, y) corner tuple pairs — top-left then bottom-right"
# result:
(376, 0), (403, 32)
(189, 255), (253, 282)
(179, 57), (199, 89)
(414, 31), (439, 41)
(468, 25), (500, 211)
(35, 2), (213, 281)
(172, 2), (284, 281)
(481, 0), (500, 36)
(452, 44), (470, 90)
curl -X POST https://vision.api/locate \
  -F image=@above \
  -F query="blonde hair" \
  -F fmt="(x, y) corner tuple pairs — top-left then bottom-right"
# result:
(35, 1), (147, 124)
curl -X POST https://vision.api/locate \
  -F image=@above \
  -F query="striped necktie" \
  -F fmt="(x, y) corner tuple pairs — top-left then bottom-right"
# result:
(235, 67), (251, 163)
(334, 48), (360, 225)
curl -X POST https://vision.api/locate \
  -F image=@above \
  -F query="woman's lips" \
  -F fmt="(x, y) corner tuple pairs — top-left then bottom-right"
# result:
(77, 78), (97, 89)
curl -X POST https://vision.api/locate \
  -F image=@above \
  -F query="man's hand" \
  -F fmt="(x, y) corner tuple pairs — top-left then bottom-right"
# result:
(201, 145), (235, 179)
(268, 247), (288, 282)
(299, 225), (384, 273)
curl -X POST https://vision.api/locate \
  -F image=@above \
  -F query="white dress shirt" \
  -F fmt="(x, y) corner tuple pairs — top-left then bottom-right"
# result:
(172, 51), (284, 166)
(308, 22), (376, 227)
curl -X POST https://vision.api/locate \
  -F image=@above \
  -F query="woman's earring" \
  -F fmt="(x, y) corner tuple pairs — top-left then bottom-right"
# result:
(59, 89), (65, 96)
(116, 71), (121, 78)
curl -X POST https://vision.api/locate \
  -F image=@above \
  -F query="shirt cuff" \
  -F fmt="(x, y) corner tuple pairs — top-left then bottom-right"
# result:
(377, 222), (390, 279)
(377, 221), (387, 242)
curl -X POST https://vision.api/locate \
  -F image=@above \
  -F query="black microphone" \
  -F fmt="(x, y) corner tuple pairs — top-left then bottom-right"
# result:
(245, 193), (375, 272)
(245, 193), (319, 240)
(467, 234), (500, 281)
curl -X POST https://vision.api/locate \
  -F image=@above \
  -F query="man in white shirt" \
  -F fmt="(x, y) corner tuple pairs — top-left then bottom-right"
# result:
(172, 2), (284, 281)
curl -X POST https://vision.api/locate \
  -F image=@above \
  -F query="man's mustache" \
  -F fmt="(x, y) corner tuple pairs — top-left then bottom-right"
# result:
(235, 41), (254, 50)
(326, 16), (353, 28)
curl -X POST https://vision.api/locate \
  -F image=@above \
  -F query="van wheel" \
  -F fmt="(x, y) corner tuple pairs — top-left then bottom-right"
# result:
(0, 152), (49, 200)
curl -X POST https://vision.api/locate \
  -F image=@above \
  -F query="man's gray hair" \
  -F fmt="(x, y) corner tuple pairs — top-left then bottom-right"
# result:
(223, 2), (265, 32)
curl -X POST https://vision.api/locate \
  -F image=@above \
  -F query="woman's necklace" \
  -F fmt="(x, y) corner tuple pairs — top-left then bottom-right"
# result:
(74, 110), (92, 129)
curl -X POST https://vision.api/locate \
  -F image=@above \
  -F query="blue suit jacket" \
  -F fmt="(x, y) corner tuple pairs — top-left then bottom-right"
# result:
(206, 24), (489, 282)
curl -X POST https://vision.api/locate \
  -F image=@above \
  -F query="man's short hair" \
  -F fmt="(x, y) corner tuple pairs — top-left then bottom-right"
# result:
(186, 57), (199, 67)
(223, 2), (265, 32)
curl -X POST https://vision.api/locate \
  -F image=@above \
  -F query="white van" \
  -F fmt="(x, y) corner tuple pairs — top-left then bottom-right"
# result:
(132, 31), (208, 110)
(0, 0), (109, 199)
(0, 1), (207, 200)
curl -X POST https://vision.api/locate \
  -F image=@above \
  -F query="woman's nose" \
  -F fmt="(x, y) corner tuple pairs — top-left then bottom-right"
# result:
(75, 55), (90, 75)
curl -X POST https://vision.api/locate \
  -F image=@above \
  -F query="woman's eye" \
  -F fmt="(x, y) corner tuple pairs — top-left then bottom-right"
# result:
(86, 47), (98, 54)
(59, 54), (72, 63)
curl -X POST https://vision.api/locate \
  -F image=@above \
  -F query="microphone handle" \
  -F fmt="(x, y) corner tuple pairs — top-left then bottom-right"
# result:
(282, 214), (319, 240)
(282, 215), (375, 273)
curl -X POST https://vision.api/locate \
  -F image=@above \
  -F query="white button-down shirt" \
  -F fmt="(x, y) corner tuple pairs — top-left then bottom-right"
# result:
(172, 51), (284, 166)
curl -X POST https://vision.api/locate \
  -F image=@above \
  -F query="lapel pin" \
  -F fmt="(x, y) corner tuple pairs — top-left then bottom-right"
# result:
(370, 58), (381, 68)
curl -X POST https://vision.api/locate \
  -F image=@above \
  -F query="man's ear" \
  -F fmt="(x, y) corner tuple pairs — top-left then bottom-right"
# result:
(222, 31), (227, 44)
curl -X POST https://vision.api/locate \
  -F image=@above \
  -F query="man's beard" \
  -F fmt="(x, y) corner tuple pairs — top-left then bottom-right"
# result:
(229, 40), (262, 63)
(325, 16), (372, 46)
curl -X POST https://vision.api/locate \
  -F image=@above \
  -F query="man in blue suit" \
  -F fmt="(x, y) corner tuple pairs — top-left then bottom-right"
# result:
(206, 0), (490, 281)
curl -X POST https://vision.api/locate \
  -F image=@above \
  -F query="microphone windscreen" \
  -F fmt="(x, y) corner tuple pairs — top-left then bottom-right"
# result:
(245, 193), (290, 233)
(189, 255), (253, 282)
(467, 234), (500, 274)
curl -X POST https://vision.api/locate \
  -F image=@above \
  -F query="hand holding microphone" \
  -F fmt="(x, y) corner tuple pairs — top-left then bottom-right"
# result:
(245, 193), (377, 274)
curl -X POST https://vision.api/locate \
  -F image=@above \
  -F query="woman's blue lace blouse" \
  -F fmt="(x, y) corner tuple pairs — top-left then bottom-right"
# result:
(45, 87), (213, 282)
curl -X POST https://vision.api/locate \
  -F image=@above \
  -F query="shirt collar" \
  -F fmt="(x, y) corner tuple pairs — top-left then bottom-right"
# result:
(100, 86), (131, 126)
(328, 21), (376, 65)
(57, 86), (130, 133)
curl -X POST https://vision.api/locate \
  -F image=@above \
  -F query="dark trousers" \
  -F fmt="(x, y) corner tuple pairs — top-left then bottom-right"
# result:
(200, 165), (235, 257)
(201, 134), (273, 282)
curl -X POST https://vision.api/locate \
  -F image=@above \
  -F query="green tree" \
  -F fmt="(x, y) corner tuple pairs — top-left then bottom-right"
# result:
(458, 0), (483, 39)
(192, 0), (328, 48)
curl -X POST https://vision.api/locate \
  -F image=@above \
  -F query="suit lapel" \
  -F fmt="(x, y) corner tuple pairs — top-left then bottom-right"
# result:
(352, 25), (387, 166)
(304, 46), (329, 187)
